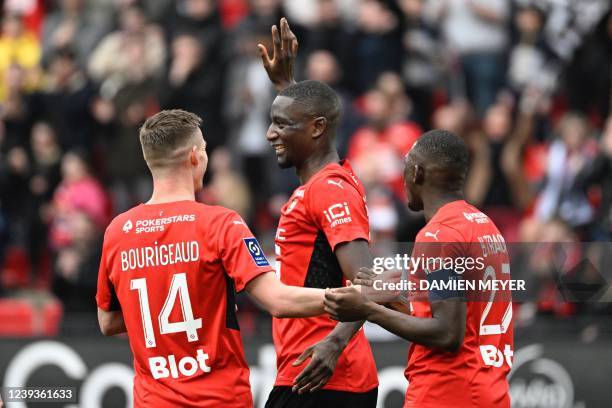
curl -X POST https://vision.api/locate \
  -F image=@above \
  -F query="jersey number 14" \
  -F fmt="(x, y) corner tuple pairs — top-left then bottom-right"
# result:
(130, 273), (202, 348)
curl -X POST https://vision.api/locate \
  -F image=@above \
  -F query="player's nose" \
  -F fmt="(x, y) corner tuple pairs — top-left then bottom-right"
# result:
(266, 124), (278, 142)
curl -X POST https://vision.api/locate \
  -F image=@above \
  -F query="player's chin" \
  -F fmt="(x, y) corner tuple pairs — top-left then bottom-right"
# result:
(407, 199), (423, 212)
(276, 155), (293, 169)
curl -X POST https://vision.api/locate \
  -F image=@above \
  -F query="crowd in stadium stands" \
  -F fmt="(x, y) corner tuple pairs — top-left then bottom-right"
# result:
(0, 0), (610, 334)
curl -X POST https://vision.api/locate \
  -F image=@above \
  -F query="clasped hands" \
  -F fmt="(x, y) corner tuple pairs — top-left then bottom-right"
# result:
(324, 268), (404, 322)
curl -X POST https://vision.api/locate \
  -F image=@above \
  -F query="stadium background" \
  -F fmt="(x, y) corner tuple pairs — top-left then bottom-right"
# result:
(0, 0), (611, 407)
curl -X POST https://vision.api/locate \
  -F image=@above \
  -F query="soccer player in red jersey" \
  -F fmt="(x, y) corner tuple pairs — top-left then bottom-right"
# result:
(257, 18), (378, 408)
(325, 130), (514, 407)
(96, 110), (331, 407)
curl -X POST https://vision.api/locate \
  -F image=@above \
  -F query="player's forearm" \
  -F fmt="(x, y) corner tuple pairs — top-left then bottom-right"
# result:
(273, 285), (325, 318)
(365, 303), (461, 352)
(98, 309), (127, 336)
(325, 321), (364, 348)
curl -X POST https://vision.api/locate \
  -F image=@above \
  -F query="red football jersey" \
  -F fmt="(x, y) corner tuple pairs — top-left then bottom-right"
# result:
(96, 201), (273, 407)
(405, 200), (513, 408)
(273, 160), (378, 392)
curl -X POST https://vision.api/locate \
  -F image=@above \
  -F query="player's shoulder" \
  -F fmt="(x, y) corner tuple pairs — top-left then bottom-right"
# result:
(436, 201), (492, 228)
(104, 205), (141, 240)
(306, 160), (363, 196)
(417, 220), (465, 243)
(420, 200), (500, 242)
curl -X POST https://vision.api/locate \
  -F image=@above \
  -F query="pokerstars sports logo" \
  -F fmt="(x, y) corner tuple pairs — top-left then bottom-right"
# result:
(463, 211), (489, 224)
(243, 238), (270, 267)
(323, 203), (352, 228)
(122, 220), (133, 233)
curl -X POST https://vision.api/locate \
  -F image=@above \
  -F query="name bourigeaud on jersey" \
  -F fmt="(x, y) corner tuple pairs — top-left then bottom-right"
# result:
(122, 214), (196, 234)
(323, 202), (352, 228)
(121, 241), (200, 272)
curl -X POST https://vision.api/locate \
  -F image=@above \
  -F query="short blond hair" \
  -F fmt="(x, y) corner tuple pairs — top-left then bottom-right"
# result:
(139, 109), (203, 168)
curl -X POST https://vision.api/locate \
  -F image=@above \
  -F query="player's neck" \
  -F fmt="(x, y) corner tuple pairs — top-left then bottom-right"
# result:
(296, 149), (340, 184)
(423, 191), (464, 222)
(148, 175), (195, 204)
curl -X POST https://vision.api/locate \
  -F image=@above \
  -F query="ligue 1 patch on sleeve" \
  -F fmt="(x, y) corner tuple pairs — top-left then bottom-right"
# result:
(243, 238), (270, 267)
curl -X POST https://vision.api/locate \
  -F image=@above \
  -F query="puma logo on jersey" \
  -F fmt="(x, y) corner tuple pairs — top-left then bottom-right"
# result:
(424, 229), (440, 241)
(327, 179), (344, 189)
(232, 220), (245, 226)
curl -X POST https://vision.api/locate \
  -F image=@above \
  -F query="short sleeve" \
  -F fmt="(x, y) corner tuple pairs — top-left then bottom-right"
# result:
(307, 175), (370, 250)
(96, 236), (120, 311)
(218, 212), (275, 292)
(415, 224), (467, 301)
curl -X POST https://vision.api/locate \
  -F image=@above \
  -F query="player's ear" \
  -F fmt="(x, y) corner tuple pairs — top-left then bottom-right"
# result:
(312, 117), (327, 139)
(413, 164), (425, 185)
(190, 145), (198, 166)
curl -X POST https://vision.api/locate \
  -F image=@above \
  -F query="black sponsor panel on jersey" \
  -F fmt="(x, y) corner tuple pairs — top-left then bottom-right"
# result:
(303, 231), (344, 289)
(225, 275), (240, 331)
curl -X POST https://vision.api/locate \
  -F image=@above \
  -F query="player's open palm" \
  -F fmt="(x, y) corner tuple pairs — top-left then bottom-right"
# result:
(291, 339), (342, 394)
(257, 17), (298, 91)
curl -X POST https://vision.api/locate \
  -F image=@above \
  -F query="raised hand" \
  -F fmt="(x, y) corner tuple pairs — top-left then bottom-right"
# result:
(257, 17), (298, 92)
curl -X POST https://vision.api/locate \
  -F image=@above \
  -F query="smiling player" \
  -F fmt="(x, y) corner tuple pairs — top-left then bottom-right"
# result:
(257, 18), (378, 408)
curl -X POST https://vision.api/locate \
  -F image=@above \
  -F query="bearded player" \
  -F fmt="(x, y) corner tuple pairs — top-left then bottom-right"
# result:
(325, 130), (514, 407)
(256, 18), (378, 407)
(96, 109), (332, 407)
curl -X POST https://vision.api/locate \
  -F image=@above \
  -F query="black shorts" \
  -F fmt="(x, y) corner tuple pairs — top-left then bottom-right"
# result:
(264, 386), (378, 408)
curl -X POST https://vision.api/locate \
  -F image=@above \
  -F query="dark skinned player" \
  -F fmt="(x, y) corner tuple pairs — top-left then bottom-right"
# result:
(325, 130), (514, 408)
(257, 18), (378, 408)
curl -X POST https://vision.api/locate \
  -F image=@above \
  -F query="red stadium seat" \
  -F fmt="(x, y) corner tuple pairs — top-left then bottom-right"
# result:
(0, 298), (63, 337)
(1, 246), (31, 289)
(0, 299), (35, 336)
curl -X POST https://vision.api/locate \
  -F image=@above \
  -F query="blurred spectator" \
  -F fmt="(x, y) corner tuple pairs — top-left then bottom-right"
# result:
(507, 4), (548, 97)
(88, 4), (165, 101)
(30, 48), (96, 150)
(564, 10), (612, 120)
(52, 211), (102, 312)
(42, 0), (108, 67)
(162, 0), (225, 43)
(429, 0), (509, 117)
(532, 112), (599, 235)
(49, 150), (109, 251)
(200, 147), (252, 219)
(576, 117), (612, 241)
(159, 32), (225, 153)
(224, 26), (275, 216)
(352, 0), (402, 93)
(26, 122), (62, 277)
(464, 102), (531, 240)
(0, 146), (31, 245)
(0, 13), (41, 102)
(347, 73), (421, 199)
(397, 0), (442, 128)
(304, 49), (361, 157)
(304, 0), (356, 90)
(0, 64), (33, 147)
